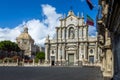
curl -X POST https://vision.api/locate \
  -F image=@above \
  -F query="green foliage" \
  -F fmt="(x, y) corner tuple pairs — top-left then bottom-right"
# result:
(0, 40), (21, 52)
(35, 58), (39, 63)
(36, 52), (45, 59)
(35, 52), (45, 63)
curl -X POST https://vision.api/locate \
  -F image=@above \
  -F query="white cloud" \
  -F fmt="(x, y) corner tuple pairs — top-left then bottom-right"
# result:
(0, 4), (97, 47)
(0, 24), (23, 42)
(0, 4), (62, 47)
(88, 26), (97, 37)
(25, 4), (62, 46)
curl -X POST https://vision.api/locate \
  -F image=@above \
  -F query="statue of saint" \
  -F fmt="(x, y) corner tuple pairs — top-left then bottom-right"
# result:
(70, 28), (74, 39)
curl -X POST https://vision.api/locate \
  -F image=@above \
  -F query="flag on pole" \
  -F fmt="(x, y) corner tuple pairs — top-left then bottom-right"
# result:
(86, 0), (94, 10)
(86, 15), (94, 26)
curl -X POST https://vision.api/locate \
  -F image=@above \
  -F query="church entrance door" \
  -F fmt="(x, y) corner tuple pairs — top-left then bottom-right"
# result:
(51, 56), (55, 66)
(68, 54), (74, 66)
(89, 56), (94, 64)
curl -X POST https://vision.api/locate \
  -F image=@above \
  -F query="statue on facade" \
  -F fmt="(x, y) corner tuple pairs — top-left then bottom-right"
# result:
(70, 28), (74, 39)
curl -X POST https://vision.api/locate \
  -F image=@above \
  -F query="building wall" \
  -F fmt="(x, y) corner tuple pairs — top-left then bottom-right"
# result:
(97, 0), (114, 78)
(45, 10), (99, 66)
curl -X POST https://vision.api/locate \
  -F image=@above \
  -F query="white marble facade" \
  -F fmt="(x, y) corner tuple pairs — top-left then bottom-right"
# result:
(45, 10), (98, 66)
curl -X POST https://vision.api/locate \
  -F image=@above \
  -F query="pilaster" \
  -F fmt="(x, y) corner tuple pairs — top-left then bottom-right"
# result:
(45, 45), (49, 63)
(62, 45), (65, 60)
(79, 45), (82, 61)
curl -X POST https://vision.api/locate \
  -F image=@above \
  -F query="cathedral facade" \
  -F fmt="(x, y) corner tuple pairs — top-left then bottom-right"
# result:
(45, 11), (99, 66)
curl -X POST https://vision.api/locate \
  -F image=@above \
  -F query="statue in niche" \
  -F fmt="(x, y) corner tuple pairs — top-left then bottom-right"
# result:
(69, 27), (74, 39)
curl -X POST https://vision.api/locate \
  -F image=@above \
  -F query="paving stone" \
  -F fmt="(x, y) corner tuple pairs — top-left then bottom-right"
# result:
(0, 66), (104, 80)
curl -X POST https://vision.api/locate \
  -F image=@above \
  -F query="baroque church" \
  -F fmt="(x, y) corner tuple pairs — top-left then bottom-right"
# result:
(45, 10), (99, 66)
(16, 26), (37, 58)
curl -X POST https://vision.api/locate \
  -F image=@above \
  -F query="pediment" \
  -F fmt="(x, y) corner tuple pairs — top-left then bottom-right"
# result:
(66, 16), (78, 27)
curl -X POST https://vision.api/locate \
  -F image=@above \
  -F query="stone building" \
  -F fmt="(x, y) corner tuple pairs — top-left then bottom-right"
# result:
(106, 1), (120, 80)
(16, 26), (36, 58)
(97, 0), (120, 79)
(45, 10), (99, 66)
(105, 1), (120, 80)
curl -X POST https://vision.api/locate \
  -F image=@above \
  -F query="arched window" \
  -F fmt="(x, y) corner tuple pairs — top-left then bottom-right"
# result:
(69, 27), (74, 39)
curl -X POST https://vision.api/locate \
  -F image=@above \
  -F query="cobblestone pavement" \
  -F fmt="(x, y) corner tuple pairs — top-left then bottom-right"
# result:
(0, 66), (104, 80)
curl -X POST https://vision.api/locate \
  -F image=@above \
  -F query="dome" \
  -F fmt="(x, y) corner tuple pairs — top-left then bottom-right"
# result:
(17, 27), (33, 41)
(18, 33), (33, 40)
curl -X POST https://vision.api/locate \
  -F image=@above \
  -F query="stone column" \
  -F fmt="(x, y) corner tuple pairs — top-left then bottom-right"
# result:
(58, 46), (62, 65)
(62, 45), (65, 65)
(64, 27), (66, 40)
(79, 45), (82, 61)
(64, 19), (66, 27)
(86, 25), (88, 41)
(66, 28), (68, 39)
(76, 43), (79, 66)
(81, 27), (83, 39)
(79, 28), (82, 39)
(56, 28), (58, 64)
(56, 28), (58, 40)
(83, 44), (86, 59)
(84, 43), (88, 61)
(45, 45), (49, 63)
(58, 46), (61, 61)
(55, 45), (58, 62)
(95, 42), (98, 63)
(62, 28), (63, 39)
(60, 28), (62, 40)
(62, 45), (65, 60)
(83, 28), (86, 38)
(76, 43), (79, 60)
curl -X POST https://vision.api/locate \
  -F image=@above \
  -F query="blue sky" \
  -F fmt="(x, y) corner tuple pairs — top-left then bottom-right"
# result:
(0, 0), (98, 28)
(0, 0), (98, 46)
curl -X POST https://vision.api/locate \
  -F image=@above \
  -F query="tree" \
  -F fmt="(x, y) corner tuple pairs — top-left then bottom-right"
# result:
(0, 40), (21, 58)
(0, 40), (20, 52)
(35, 52), (45, 63)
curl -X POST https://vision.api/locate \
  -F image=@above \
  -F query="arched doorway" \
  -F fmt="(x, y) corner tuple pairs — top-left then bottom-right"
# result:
(51, 56), (55, 66)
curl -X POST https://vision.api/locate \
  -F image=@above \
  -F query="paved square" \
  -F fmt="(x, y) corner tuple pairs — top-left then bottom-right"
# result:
(0, 66), (104, 80)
